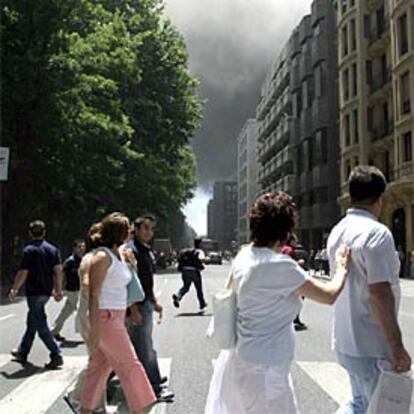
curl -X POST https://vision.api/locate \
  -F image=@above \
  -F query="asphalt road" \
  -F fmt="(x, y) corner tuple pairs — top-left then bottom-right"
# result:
(0, 264), (413, 413)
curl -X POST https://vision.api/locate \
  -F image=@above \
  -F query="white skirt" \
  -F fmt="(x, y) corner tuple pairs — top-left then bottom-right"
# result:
(205, 350), (298, 414)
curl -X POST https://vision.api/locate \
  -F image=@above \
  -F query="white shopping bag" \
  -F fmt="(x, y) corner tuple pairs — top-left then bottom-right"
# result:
(367, 362), (413, 414)
(206, 272), (237, 349)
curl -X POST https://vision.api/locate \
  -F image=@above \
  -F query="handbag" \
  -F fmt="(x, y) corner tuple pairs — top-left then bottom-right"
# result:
(367, 361), (413, 414)
(206, 271), (237, 349)
(127, 266), (145, 305)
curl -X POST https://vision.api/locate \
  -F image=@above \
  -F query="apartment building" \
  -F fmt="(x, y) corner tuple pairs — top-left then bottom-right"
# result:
(256, 0), (340, 249)
(336, 0), (414, 264)
(207, 181), (238, 250)
(237, 119), (259, 245)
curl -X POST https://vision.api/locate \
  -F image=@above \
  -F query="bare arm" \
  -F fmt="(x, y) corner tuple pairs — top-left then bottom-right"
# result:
(9, 270), (29, 301)
(369, 282), (411, 372)
(53, 264), (64, 301)
(296, 245), (350, 305)
(88, 251), (111, 351)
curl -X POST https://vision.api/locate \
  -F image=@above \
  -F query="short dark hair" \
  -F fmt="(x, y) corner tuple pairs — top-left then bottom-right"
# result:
(29, 220), (46, 238)
(249, 192), (297, 247)
(349, 165), (386, 204)
(134, 214), (156, 229)
(73, 239), (85, 247)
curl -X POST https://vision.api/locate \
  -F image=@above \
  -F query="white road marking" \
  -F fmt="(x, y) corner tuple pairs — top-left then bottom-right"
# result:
(0, 356), (87, 413)
(297, 361), (350, 405)
(0, 314), (14, 322)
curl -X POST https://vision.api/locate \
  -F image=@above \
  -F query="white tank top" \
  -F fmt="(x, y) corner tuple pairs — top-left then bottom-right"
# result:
(98, 247), (132, 310)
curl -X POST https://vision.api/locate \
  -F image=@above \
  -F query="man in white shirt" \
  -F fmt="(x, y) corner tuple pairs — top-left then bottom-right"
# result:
(327, 165), (411, 414)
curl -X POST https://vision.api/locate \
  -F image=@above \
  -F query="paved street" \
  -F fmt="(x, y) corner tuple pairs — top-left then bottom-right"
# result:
(0, 263), (413, 414)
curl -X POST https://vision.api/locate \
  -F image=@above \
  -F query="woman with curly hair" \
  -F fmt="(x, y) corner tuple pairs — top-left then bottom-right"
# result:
(205, 192), (350, 414)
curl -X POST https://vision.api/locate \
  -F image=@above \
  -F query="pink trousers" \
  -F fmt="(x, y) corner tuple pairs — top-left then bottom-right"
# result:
(81, 309), (156, 412)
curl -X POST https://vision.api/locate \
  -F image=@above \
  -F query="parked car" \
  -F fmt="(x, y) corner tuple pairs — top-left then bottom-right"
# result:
(206, 251), (223, 265)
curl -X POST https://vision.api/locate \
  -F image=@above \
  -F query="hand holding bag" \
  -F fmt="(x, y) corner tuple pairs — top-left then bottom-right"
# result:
(127, 266), (145, 305)
(206, 271), (237, 349)
(367, 361), (413, 414)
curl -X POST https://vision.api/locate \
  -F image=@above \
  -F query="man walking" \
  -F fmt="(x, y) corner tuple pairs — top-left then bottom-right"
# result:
(172, 238), (208, 311)
(127, 215), (174, 402)
(52, 239), (86, 341)
(9, 220), (64, 369)
(327, 166), (411, 413)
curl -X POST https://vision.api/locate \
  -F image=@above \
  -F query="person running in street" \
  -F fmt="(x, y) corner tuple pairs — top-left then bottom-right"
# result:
(172, 238), (208, 311)
(205, 192), (350, 414)
(327, 166), (412, 414)
(52, 239), (86, 341)
(9, 220), (64, 369)
(126, 215), (175, 403)
(80, 213), (155, 414)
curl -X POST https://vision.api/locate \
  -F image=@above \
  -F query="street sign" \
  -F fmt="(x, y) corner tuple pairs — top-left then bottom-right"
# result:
(0, 147), (9, 181)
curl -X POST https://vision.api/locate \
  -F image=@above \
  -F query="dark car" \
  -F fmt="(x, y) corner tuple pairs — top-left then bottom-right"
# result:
(207, 251), (223, 265)
(295, 244), (309, 269)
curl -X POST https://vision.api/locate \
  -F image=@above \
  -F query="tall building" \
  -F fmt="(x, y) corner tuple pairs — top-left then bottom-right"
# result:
(335, 0), (414, 262)
(207, 182), (238, 250)
(256, 0), (340, 249)
(237, 119), (259, 245)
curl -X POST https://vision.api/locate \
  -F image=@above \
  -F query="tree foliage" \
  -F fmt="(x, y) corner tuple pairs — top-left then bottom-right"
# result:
(1, 0), (202, 273)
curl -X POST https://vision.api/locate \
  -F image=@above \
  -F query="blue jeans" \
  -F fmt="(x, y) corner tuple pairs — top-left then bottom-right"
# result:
(128, 300), (162, 393)
(336, 352), (382, 414)
(18, 296), (61, 359)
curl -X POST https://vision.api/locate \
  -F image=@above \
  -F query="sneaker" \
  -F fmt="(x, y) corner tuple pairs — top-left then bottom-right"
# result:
(294, 322), (308, 331)
(156, 387), (175, 403)
(172, 294), (180, 308)
(45, 356), (64, 369)
(160, 375), (168, 384)
(10, 349), (27, 364)
(199, 302), (208, 311)
(53, 333), (66, 342)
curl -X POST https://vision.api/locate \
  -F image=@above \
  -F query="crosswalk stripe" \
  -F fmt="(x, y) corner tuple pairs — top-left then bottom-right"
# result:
(0, 356), (87, 414)
(0, 314), (14, 322)
(148, 358), (172, 414)
(297, 361), (350, 405)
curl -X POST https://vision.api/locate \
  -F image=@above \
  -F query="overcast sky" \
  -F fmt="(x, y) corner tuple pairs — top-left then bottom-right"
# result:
(164, 0), (312, 234)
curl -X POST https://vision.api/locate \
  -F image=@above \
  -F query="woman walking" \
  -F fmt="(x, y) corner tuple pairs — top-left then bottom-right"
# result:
(80, 213), (155, 414)
(205, 192), (350, 414)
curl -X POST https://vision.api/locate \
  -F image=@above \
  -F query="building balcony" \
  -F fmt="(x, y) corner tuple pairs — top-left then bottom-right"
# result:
(299, 51), (312, 80)
(393, 161), (414, 182)
(370, 119), (394, 142)
(312, 97), (329, 131)
(368, 19), (390, 54)
(299, 15), (312, 44)
(311, 39), (328, 65)
(369, 69), (392, 95)
(311, 0), (327, 27)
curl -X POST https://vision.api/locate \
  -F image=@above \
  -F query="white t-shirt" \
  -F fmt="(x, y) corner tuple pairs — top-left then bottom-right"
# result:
(98, 247), (132, 310)
(327, 208), (401, 358)
(233, 244), (309, 366)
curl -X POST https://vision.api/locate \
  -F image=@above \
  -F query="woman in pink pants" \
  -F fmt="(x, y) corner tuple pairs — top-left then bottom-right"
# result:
(81, 213), (155, 414)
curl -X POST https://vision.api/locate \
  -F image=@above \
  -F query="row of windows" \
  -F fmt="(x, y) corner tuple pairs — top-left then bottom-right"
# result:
(297, 128), (329, 173)
(341, 18), (357, 58)
(343, 109), (359, 147)
(342, 62), (358, 102)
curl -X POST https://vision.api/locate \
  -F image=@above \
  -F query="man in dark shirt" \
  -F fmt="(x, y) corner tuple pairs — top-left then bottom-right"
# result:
(51, 239), (86, 341)
(9, 220), (64, 369)
(127, 215), (174, 402)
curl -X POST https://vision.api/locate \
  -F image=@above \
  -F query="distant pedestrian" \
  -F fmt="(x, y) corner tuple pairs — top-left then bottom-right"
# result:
(397, 244), (406, 278)
(126, 215), (175, 403)
(9, 220), (64, 369)
(52, 239), (86, 341)
(172, 238), (208, 311)
(80, 213), (155, 414)
(327, 166), (411, 413)
(205, 192), (350, 414)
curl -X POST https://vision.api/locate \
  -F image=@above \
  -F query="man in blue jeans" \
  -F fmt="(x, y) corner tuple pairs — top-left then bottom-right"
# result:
(127, 215), (174, 403)
(327, 166), (411, 414)
(9, 220), (64, 369)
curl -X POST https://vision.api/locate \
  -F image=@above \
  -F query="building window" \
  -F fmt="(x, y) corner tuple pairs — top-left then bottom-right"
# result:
(354, 156), (359, 167)
(350, 0), (355, 7)
(401, 72), (411, 115)
(353, 109), (359, 143)
(364, 15), (371, 39)
(345, 159), (351, 181)
(341, 0), (347, 16)
(343, 68), (349, 101)
(352, 63), (357, 97)
(314, 61), (326, 98)
(403, 131), (412, 162)
(350, 19), (357, 51)
(342, 25), (348, 57)
(345, 114), (351, 146)
(315, 129), (328, 165)
(367, 106), (374, 131)
(398, 13), (408, 56)
(302, 80), (308, 109)
(366, 60), (372, 84)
